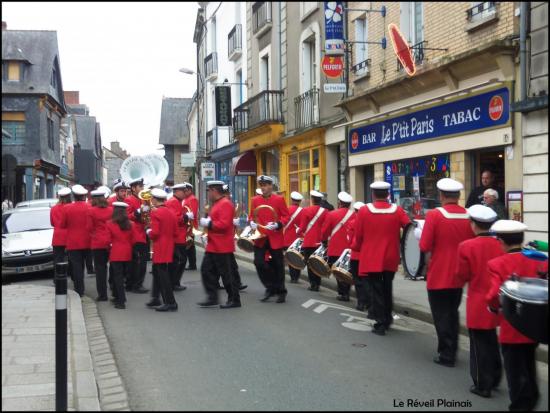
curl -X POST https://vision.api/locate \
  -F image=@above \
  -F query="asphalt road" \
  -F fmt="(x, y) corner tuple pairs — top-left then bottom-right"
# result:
(7, 254), (549, 411)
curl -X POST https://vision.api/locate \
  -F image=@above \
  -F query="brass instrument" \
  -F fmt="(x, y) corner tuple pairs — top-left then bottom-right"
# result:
(138, 188), (153, 227)
(183, 205), (195, 249)
(237, 205), (278, 253)
(196, 204), (210, 243)
(234, 203), (240, 242)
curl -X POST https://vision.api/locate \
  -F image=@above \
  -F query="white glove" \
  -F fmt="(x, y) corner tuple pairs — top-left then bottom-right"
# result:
(250, 221), (258, 230)
(296, 227), (301, 235)
(186, 211), (194, 220)
(414, 227), (422, 241)
(265, 222), (278, 231)
(200, 217), (211, 228)
(201, 234), (208, 246)
(142, 205), (150, 212)
(146, 228), (152, 236)
(233, 218), (240, 227)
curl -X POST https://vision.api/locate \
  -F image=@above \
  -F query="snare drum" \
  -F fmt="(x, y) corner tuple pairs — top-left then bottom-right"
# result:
(308, 244), (331, 278)
(237, 226), (256, 253)
(331, 249), (353, 285)
(400, 220), (426, 280)
(285, 238), (306, 269)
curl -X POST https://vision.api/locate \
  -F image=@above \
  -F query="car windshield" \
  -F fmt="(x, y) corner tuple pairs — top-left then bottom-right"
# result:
(2, 209), (53, 234)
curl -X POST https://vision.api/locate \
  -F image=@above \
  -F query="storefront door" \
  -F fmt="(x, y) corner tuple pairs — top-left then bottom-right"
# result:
(471, 147), (505, 192)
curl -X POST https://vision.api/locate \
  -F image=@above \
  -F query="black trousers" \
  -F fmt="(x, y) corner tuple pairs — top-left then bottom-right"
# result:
(254, 240), (286, 295)
(170, 244), (187, 287)
(92, 249), (109, 299)
(329, 255), (351, 296)
(501, 343), (539, 411)
(302, 247), (320, 288)
(427, 288), (463, 363)
(111, 261), (129, 304)
(469, 329), (502, 392)
(85, 249), (94, 273)
(151, 263), (177, 305)
(187, 243), (197, 268)
(130, 242), (148, 289)
(67, 249), (87, 297)
(351, 259), (371, 309)
(108, 263), (115, 296)
(367, 271), (395, 329)
(202, 252), (240, 303)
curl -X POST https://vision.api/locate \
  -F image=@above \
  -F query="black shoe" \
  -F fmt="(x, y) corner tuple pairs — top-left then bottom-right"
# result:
(125, 286), (133, 292)
(217, 284), (225, 290)
(337, 295), (350, 302)
(95, 296), (108, 302)
(173, 285), (187, 291)
(372, 327), (386, 336)
(470, 385), (491, 398)
(110, 297), (118, 304)
(238, 284), (248, 290)
(260, 291), (274, 302)
(220, 301), (241, 309)
(276, 293), (287, 303)
(187, 266), (197, 270)
(308, 285), (319, 292)
(155, 303), (178, 312)
(356, 303), (366, 312)
(114, 303), (126, 310)
(132, 286), (149, 294)
(433, 356), (455, 367)
(366, 311), (376, 320)
(289, 279), (298, 284)
(146, 299), (162, 307)
(197, 300), (218, 307)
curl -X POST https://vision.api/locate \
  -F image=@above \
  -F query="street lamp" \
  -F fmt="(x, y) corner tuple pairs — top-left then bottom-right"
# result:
(179, 67), (195, 75)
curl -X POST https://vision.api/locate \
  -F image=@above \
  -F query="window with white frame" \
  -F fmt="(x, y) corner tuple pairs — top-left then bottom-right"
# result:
(354, 16), (368, 76)
(211, 17), (217, 53)
(468, 2), (496, 21)
(301, 35), (317, 93)
(260, 52), (270, 91)
(400, 2), (424, 45)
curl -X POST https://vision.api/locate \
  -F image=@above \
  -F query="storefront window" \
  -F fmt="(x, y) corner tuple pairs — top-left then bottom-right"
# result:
(260, 149), (280, 191)
(234, 175), (248, 222)
(384, 154), (450, 218)
(288, 147), (321, 202)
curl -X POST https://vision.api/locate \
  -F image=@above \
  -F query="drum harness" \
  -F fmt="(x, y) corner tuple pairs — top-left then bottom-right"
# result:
(283, 206), (303, 233)
(328, 209), (354, 242)
(302, 207), (327, 238)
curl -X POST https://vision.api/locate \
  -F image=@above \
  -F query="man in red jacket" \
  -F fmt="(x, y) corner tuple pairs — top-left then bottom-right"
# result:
(420, 178), (475, 366)
(351, 182), (410, 336)
(283, 191), (304, 283)
(321, 191), (354, 301)
(182, 183), (199, 270)
(145, 188), (179, 312)
(108, 179), (128, 206)
(51, 187), (72, 269)
(486, 220), (548, 411)
(250, 175), (290, 303)
(167, 183), (192, 291)
(60, 185), (93, 297)
(198, 181), (241, 308)
(297, 190), (328, 292)
(455, 204), (504, 398)
(349, 201), (370, 313)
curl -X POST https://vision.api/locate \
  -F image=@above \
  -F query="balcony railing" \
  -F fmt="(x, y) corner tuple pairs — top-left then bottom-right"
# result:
(206, 127), (235, 153)
(252, 2), (272, 35)
(228, 24), (242, 61)
(294, 88), (319, 131)
(397, 40), (427, 72)
(352, 59), (371, 77)
(233, 90), (284, 136)
(466, 1), (496, 21)
(204, 52), (218, 80)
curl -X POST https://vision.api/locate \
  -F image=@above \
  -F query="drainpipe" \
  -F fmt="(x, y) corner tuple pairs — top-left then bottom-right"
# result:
(519, 2), (529, 101)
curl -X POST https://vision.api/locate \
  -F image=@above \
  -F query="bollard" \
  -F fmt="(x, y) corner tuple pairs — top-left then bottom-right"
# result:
(55, 262), (68, 412)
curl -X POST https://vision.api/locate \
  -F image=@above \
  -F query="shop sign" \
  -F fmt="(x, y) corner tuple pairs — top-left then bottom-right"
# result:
(201, 162), (216, 181)
(322, 56), (344, 78)
(324, 83), (346, 93)
(349, 86), (510, 154)
(324, 1), (345, 56)
(180, 153), (195, 167)
(215, 86), (232, 127)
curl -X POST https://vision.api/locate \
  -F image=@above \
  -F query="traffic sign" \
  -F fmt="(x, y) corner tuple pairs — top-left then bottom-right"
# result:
(388, 23), (415, 76)
(322, 56), (344, 78)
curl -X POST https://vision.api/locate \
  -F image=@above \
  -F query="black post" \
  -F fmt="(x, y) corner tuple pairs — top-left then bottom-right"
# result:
(55, 262), (68, 412)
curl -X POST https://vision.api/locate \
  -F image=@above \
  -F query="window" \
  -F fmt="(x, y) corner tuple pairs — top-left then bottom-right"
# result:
(468, 2), (496, 22)
(260, 53), (269, 91)
(8, 62), (20, 81)
(210, 17), (217, 53)
(354, 16), (368, 76)
(400, 2), (423, 45)
(288, 147), (321, 202)
(236, 69), (243, 105)
(301, 37), (317, 92)
(260, 148), (280, 190)
(51, 64), (58, 89)
(2, 112), (26, 144)
(300, 2), (318, 20)
(47, 118), (55, 150)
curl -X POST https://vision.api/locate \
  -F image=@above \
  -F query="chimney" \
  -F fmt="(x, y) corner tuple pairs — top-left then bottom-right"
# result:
(64, 91), (80, 105)
(2, 21), (7, 31)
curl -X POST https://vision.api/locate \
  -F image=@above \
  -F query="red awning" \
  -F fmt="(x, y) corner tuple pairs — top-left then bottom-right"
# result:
(231, 151), (257, 176)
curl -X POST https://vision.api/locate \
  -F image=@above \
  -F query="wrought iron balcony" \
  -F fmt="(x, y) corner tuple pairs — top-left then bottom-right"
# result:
(352, 59), (371, 77)
(204, 52), (218, 80)
(396, 40), (427, 72)
(466, 1), (496, 21)
(228, 24), (242, 61)
(233, 90), (284, 136)
(206, 127), (235, 153)
(294, 88), (320, 131)
(252, 2), (272, 36)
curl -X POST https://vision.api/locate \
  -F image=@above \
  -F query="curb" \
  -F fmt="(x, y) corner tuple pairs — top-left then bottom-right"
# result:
(81, 297), (131, 411)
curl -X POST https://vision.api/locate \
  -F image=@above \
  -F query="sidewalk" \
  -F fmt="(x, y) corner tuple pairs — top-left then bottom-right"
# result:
(204, 243), (548, 364)
(2, 284), (100, 411)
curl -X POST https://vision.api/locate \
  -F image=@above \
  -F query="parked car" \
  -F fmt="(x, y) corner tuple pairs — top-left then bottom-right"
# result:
(2, 207), (54, 278)
(15, 198), (59, 209)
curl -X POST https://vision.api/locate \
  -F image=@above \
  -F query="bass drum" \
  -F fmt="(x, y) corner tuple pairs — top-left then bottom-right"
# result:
(500, 276), (548, 344)
(285, 238), (306, 270)
(401, 220), (426, 280)
(308, 244), (331, 278)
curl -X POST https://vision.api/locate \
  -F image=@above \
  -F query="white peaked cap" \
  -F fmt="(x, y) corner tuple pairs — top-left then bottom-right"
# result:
(97, 186), (111, 198)
(172, 183), (187, 190)
(338, 191), (353, 203)
(58, 187), (71, 196)
(467, 204), (497, 223)
(256, 188), (263, 195)
(290, 191), (303, 201)
(257, 175), (274, 183)
(353, 201), (365, 210)
(91, 188), (107, 197)
(370, 181), (391, 190)
(310, 190), (323, 198)
(151, 188), (167, 199)
(491, 220), (528, 233)
(437, 178), (463, 192)
(206, 180), (225, 187)
(113, 201), (129, 208)
(71, 185), (88, 195)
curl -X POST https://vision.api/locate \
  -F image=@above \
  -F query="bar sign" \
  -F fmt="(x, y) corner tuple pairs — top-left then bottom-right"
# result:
(215, 86), (232, 127)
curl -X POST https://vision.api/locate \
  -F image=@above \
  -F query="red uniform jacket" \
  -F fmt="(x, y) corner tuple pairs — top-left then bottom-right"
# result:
(166, 196), (187, 244)
(183, 194), (199, 230)
(107, 221), (134, 262)
(107, 195), (124, 206)
(149, 205), (178, 264)
(89, 206), (114, 250)
(351, 202), (410, 274)
(420, 204), (474, 290)
(321, 207), (354, 257)
(455, 235), (504, 329)
(50, 203), (68, 247)
(298, 205), (328, 249)
(486, 252), (548, 344)
(125, 195), (146, 244)
(59, 201), (92, 251)
(250, 194), (290, 250)
(206, 196), (235, 254)
(347, 213), (360, 262)
(283, 204), (304, 248)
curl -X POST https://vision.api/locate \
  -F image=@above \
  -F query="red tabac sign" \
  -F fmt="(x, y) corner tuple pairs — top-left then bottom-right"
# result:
(322, 55), (344, 78)
(388, 23), (416, 76)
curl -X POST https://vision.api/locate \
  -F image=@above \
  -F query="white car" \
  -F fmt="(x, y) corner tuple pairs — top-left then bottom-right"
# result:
(15, 198), (59, 209)
(2, 207), (54, 278)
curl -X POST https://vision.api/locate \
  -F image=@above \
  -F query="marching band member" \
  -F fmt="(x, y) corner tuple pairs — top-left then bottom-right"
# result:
(125, 177), (149, 294)
(108, 179), (128, 206)
(352, 182), (410, 335)
(107, 202), (135, 309)
(420, 178), (474, 365)
(51, 187), (72, 276)
(182, 183), (199, 271)
(89, 188), (114, 302)
(167, 183), (190, 291)
(223, 185), (247, 290)
(455, 204), (504, 398)
(145, 188), (179, 312)
(297, 190), (328, 292)
(486, 220), (548, 411)
(60, 185), (93, 297)
(283, 191), (304, 283)
(321, 191), (354, 301)
(250, 175), (290, 303)
(349, 201), (370, 313)
(198, 181), (241, 308)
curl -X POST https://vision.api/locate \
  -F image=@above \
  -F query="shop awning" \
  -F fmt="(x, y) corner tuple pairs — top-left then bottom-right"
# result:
(231, 151), (256, 176)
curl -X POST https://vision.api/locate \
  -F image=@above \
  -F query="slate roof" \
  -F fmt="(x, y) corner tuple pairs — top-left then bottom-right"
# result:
(74, 115), (98, 152)
(159, 97), (192, 145)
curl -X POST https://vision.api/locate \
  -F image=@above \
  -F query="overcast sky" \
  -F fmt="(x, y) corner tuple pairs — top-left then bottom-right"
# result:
(3, 1), (199, 156)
